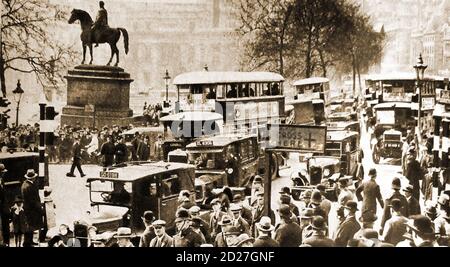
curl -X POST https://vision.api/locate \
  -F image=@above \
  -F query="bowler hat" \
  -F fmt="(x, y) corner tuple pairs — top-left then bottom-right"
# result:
(403, 185), (414, 194)
(361, 229), (379, 240)
(408, 215), (434, 237)
(391, 177), (401, 190)
(218, 215), (232, 226)
(300, 208), (314, 219)
(368, 168), (377, 177)
(114, 227), (133, 238)
(174, 209), (191, 223)
(316, 184), (326, 192)
(279, 187), (291, 195)
(233, 194), (243, 202)
(344, 201), (358, 212)
(142, 211), (154, 223)
(389, 199), (403, 211)
(278, 204), (292, 218)
(24, 169), (38, 179)
(310, 190), (322, 205)
(311, 216), (327, 231)
(256, 216), (275, 232)
(0, 164), (7, 173)
(224, 226), (240, 236)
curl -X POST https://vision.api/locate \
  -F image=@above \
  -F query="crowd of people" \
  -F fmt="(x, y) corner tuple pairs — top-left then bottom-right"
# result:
(5, 166), (445, 248)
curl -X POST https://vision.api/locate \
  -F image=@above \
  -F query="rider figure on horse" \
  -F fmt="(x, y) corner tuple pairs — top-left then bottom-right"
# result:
(91, 1), (108, 47)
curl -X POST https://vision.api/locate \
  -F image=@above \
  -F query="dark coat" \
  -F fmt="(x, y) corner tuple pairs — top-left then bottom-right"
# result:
(334, 216), (361, 247)
(233, 217), (251, 236)
(380, 191), (409, 231)
(303, 233), (335, 247)
(131, 138), (141, 161)
(407, 196), (421, 216)
(139, 226), (156, 247)
(137, 142), (150, 161)
(382, 214), (408, 246)
(21, 180), (43, 231)
(72, 142), (82, 160)
(253, 236), (279, 247)
(405, 159), (424, 200)
(274, 220), (303, 247)
(214, 232), (227, 247)
(149, 233), (174, 247)
(356, 179), (384, 217)
(11, 206), (27, 234)
(174, 227), (204, 247)
(209, 211), (226, 240)
(100, 141), (116, 166)
(115, 143), (128, 164)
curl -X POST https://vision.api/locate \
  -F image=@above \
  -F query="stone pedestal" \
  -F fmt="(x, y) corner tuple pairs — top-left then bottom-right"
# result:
(61, 65), (136, 128)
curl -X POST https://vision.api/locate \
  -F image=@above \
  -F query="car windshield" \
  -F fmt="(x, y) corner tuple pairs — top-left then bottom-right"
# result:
(89, 180), (133, 206)
(188, 151), (225, 170)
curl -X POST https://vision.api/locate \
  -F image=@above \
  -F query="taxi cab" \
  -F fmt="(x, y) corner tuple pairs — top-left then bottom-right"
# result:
(85, 162), (196, 233)
(185, 135), (259, 190)
(0, 151), (48, 208)
(325, 131), (360, 177)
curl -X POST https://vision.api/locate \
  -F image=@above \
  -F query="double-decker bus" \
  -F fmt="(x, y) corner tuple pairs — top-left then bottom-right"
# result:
(293, 77), (331, 105)
(172, 71), (285, 136)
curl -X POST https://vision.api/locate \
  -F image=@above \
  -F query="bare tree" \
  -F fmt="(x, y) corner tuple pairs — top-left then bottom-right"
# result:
(234, 0), (295, 76)
(1, 0), (78, 97)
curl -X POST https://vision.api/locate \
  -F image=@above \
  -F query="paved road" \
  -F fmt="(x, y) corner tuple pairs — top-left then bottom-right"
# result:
(48, 118), (412, 238)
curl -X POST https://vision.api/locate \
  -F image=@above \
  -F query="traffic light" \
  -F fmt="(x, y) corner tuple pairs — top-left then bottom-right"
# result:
(0, 97), (11, 107)
(44, 106), (59, 145)
(45, 106), (59, 120)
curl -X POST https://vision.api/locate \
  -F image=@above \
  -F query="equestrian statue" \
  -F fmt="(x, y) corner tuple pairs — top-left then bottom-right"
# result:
(68, 1), (129, 67)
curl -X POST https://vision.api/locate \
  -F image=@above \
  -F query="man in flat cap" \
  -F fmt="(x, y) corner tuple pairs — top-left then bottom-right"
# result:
(404, 184), (421, 216)
(380, 177), (409, 235)
(150, 220), (174, 247)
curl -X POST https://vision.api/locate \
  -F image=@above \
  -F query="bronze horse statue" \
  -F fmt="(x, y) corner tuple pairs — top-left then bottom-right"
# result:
(68, 9), (129, 66)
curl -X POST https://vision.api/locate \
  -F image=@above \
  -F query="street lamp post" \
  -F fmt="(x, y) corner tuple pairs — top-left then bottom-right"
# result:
(163, 69), (171, 107)
(414, 54), (427, 136)
(12, 79), (24, 126)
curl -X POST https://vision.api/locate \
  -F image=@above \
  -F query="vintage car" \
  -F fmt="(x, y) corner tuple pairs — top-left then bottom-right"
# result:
(290, 156), (341, 202)
(185, 134), (259, 189)
(372, 129), (403, 164)
(325, 131), (361, 177)
(371, 102), (415, 163)
(85, 162), (196, 234)
(0, 151), (49, 208)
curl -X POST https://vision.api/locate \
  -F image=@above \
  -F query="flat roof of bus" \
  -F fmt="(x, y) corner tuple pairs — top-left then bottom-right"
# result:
(327, 121), (359, 127)
(293, 77), (329, 86)
(365, 73), (435, 81)
(173, 71), (284, 85)
(160, 112), (223, 122)
(122, 127), (164, 135)
(0, 152), (39, 159)
(186, 134), (256, 149)
(87, 162), (195, 182)
(373, 102), (412, 110)
(327, 130), (358, 141)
